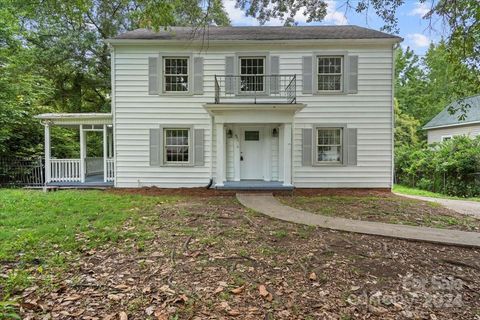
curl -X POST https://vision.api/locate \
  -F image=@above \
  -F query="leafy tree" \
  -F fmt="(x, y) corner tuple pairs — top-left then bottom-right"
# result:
(395, 43), (480, 126)
(0, 0), (230, 157)
(394, 99), (420, 148)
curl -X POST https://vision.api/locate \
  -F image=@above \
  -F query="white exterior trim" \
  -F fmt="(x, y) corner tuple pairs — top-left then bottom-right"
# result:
(44, 124), (51, 184)
(424, 120), (480, 130)
(106, 38), (401, 46)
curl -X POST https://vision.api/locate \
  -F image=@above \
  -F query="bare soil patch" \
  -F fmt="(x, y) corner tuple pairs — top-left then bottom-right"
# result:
(278, 194), (480, 232)
(14, 196), (480, 319)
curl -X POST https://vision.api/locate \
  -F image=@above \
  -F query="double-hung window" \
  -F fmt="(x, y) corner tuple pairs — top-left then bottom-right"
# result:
(240, 57), (265, 92)
(164, 128), (190, 163)
(317, 56), (343, 92)
(163, 57), (189, 92)
(317, 128), (342, 163)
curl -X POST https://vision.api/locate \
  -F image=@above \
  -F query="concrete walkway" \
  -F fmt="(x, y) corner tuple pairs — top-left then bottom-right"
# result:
(236, 193), (480, 248)
(394, 193), (480, 219)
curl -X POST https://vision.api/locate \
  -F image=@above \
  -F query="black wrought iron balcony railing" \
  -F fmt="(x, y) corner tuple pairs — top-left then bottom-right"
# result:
(214, 74), (297, 104)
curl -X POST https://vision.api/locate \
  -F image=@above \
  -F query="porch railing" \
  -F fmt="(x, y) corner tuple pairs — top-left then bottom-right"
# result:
(85, 157), (103, 176)
(106, 158), (114, 182)
(50, 159), (81, 182)
(214, 74), (297, 104)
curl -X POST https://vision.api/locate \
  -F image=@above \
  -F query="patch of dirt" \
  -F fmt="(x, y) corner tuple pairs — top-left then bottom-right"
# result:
(107, 186), (391, 198)
(13, 197), (480, 319)
(278, 194), (480, 232)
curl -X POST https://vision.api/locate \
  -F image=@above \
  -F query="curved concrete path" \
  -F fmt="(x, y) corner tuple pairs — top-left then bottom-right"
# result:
(394, 193), (480, 219)
(236, 193), (480, 248)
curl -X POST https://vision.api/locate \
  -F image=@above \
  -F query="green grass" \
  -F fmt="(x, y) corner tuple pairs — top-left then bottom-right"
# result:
(0, 189), (179, 312)
(393, 184), (480, 202)
(0, 190), (179, 263)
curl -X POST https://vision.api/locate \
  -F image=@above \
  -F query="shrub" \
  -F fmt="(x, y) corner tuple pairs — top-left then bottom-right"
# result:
(395, 136), (480, 197)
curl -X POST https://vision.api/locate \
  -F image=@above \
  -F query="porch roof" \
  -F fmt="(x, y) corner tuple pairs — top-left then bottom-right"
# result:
(35, 113), (113, 126)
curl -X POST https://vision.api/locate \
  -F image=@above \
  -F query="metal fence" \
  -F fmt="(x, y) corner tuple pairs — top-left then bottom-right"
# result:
(0, 157), (44, 187)
(214, 74), (297, 104)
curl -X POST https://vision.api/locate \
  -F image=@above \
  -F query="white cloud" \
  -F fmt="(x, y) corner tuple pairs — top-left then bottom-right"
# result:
(324, 0), (348, 25)
(223, 0), (347, 26)
(407, 33), (431, 47)
(409, 2), (430, 17)
(223, 0), (259, 26)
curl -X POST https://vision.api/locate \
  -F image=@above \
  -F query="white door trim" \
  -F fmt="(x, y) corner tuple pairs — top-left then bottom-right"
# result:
(239, 126), (269, 180)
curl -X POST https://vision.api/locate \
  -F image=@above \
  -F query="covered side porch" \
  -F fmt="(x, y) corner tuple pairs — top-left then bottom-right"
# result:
(35, 113), (114, 187)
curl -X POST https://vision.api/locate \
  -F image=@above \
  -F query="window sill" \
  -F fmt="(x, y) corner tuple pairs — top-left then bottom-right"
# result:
(312, 91), (348, 95)
(311, 162), (346, 167)
(159, 163), (195, 168)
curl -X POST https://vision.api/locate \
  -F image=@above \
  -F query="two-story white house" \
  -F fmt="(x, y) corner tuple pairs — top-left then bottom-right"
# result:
(36, 26), (402, 189)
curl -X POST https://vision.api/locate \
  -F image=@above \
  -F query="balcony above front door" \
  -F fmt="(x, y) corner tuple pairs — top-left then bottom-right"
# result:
(214, 74), (297, 104)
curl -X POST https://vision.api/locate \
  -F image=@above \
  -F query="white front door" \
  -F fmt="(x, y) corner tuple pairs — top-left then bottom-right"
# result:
(240, 128), (264, 180)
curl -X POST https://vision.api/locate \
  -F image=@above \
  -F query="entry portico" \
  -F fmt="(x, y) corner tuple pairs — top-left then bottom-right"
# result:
(35, 113), (114, 187)
(204, 104), (305, 188)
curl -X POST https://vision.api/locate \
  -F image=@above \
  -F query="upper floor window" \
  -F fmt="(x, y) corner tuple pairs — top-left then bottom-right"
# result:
(164, 128), (190, 163)
(240, 57), (265, 92)
(317, 128), (342, 163)
(317, 56), (343, 92)
(163, 57), (189, 92)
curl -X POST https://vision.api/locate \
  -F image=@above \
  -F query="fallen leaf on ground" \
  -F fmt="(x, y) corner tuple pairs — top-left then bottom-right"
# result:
(119, 311), (128, 320)
(309, 272), (317, 281)
(231, 285), (244, 294)
(63, 294), (82, 302)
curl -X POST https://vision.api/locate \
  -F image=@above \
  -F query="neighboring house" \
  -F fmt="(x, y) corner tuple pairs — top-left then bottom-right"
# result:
(35, 26), (402, 189)
(424, 95), (480, 144)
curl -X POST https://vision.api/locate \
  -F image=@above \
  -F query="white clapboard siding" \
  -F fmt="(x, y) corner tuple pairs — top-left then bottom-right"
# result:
(427, 124), (480, 144)
(113, 44), (394, 188)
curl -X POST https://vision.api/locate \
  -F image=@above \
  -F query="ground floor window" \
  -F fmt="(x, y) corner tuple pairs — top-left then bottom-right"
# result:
(316, 128), (342, 163)
(164, 128), (190, 163)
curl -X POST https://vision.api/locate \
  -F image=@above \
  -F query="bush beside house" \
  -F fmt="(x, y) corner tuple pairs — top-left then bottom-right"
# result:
(395, 136), (480, 197)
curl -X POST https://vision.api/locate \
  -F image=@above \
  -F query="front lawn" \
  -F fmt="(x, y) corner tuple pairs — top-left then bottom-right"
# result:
(393, 184), (480, 202)
(277, 193), (480, 231)
(1, 189), (479, 319)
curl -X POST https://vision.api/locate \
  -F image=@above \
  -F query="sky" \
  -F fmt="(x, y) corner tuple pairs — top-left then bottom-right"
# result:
(222, 0), (447, 56)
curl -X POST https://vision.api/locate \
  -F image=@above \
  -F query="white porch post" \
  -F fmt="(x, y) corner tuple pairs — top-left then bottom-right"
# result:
(233, 126), (240, 181)
(282, 123), (292, 186)
(44, 123), (51, 184)
(215, 122), (226, 187)
(79, 124), (86, 183)
(103, 124), (108, 182)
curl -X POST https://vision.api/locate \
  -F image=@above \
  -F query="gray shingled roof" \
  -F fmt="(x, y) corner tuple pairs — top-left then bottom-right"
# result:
(424, 95), (480, 129)
(112, 26), (401, 41)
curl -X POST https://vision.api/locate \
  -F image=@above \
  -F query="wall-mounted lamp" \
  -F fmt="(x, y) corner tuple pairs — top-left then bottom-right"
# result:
(272, 128), (279, 137)
(226, 129), (233, 139)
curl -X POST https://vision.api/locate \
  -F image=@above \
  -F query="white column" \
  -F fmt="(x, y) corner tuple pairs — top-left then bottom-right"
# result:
(282, 123), (292, 186)
(215, 123), (226, 187)
(44, 123), (51, 184)
(264, 126), (272, 181)
(79, 124), (86, 183)
(278, 125), (284, 182)
(233, 126), (240, 181)
(103, 124), (108, 182)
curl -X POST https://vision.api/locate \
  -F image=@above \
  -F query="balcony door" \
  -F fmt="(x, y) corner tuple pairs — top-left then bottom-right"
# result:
(239, 57), (265, 93)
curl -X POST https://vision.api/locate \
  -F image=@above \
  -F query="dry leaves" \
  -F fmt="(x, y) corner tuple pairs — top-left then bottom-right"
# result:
(258, 284), (273, 301)
(119, 311), (128, 320)
(230, 285), (244, 294)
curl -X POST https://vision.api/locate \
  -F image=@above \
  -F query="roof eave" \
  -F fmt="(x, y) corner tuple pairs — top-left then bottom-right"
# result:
(105, 37), (402, 46)
(423, 120), (480, 130)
